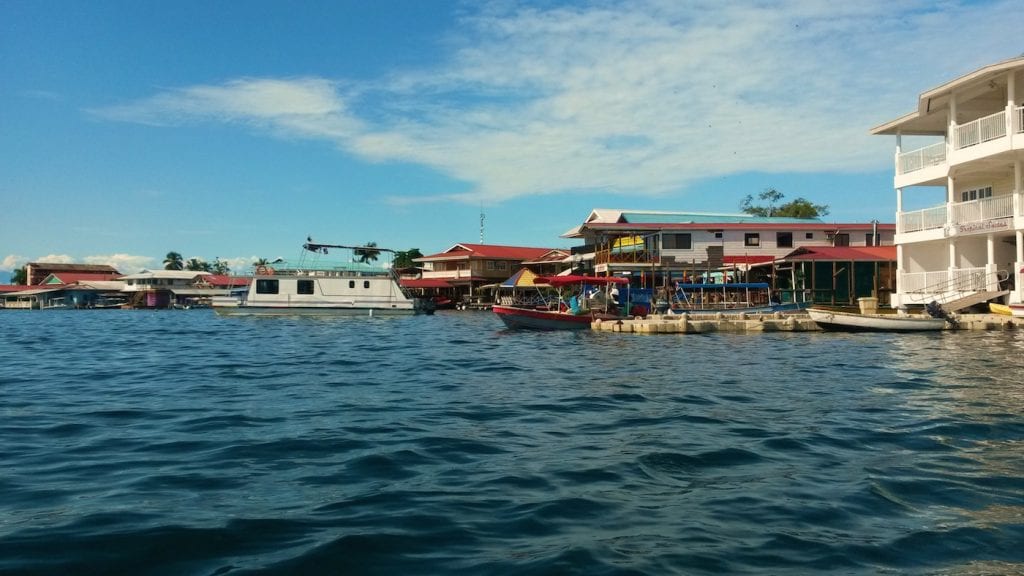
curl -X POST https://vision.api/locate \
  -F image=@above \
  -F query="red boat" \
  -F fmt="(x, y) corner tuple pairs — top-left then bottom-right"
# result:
(492, 275), (629, 330)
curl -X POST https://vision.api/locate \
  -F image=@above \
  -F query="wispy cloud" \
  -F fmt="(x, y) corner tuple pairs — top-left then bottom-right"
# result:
(2, 255), (27, 269)
(91, 0), (1022, 203)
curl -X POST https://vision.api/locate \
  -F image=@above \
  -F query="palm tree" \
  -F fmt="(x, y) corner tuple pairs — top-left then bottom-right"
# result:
(185, 258), (206, 271)
(164, 251), (184, 270)
(354, 241), (381, 264)
(11, 266), (27, 285)
(211, 258), (230, 275)
(253, 257), (270, 267)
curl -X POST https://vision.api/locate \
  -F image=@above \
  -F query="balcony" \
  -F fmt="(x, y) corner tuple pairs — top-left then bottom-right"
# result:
(900, 267), (994, 295)
(895, 105), (1024, 177)
(421, 269), (474, 280)
(898, 142), (946, 175)
(898, 193), (1020, 238)
(898, 205), (947, 234)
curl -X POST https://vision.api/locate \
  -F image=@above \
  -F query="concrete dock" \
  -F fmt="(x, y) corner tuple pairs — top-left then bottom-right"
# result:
(591, 312), (1021, 334)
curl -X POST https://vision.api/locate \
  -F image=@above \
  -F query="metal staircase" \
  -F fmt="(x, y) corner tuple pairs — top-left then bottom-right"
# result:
(908, 269), (1009, 316)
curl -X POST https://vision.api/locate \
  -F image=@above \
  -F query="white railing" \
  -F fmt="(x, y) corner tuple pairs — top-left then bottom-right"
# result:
(421, 269), (473, 279)
(898, 142), (946, 174)
(950, 194), (1014, 225)
(898, 205), (947, 233)
(900, 267), (990, 294)
(956, 110), (1007, 149)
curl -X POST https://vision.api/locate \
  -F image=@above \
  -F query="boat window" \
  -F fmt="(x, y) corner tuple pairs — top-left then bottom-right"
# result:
(744, 233), (760, 247)
(662, 233), (692, 250)
(349, 280), (355, 289)
(297, 280), (315, 295)
(256, 279), (279, 294)
(776, 232), (793, 248)
(363, 280), (370, 289)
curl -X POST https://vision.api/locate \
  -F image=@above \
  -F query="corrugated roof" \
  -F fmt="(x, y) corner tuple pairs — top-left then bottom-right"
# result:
(417, 243), (556, 261)
(781, 246), (896, 262)
(583, 222), (894, 232)
(621, 212), (822, 225)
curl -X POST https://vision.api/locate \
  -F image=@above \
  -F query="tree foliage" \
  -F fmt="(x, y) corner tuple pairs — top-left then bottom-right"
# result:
(354, 241), (381, 264)
(740, 188), (828, 218)
(11, 266), (27, 285)
(393, 248), (423, 269)
(163, 251), (184, 270)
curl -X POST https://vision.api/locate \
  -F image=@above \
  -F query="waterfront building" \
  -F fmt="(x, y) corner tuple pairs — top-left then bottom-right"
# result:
(871, 56), (1024, 309)
(563, 209), (893, 294)
(414, 244), (569, 300)
(119, 270), (244, 308)
(23, 262), (120, 286)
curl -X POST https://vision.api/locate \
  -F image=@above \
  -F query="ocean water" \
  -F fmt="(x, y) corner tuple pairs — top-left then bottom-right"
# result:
(1, 310), (1023, 575)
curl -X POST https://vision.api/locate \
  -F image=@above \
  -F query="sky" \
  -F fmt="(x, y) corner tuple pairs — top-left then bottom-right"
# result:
(2, 0), (1022, 274)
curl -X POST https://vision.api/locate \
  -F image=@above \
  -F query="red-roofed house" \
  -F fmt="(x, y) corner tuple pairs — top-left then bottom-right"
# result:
(415, 243), (569, 297)
(772, 246), (898, 306)
(25, 263), (120, 286)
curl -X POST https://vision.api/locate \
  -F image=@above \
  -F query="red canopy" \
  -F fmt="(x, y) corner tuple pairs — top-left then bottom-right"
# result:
(534, 275), (629, 287)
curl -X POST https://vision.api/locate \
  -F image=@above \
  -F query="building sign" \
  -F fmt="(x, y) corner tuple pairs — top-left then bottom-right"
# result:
(957, 218), (1010, 235)
(595, 263), (608, 273)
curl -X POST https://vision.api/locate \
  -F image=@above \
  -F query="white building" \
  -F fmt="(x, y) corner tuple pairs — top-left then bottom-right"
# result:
(872, 56), (1024, 308)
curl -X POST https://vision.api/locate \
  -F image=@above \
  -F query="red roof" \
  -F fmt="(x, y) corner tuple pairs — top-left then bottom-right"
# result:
(418, 243), (558, 261)
(781, 246), (896, 262)
(400, 278), (453, 289)
(0, 285), (35, 293)
(42, 272), (121, 285)
(723, 255), (775, 265)
(204, 275), (252, 287)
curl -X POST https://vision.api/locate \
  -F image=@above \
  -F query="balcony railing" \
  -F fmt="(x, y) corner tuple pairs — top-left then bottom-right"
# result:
(421, 269), (473, 279)
(900, 267), (990, 295)
(898, 205), (947, 233)
(956, 110), (1007, 149)
(897, 142), (946, 175)
(950, 194), (1014, 225)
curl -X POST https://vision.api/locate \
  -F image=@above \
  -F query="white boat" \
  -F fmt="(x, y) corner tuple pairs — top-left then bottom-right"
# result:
(806, 308), (949, 332)
(212, 241), (435, 316)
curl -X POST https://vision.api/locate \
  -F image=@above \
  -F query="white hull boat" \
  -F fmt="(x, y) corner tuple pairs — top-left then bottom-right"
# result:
(807, 308), (950, 332)
(213, 241), (434, 317)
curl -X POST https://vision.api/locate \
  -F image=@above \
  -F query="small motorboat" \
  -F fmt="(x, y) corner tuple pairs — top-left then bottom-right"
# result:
(807, 308), (950, 332)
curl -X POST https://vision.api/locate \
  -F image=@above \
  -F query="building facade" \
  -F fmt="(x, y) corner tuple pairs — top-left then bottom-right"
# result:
(414, 243), (568, 298)
(564, 209), (893, 288)
(872, 56), (1024, 308)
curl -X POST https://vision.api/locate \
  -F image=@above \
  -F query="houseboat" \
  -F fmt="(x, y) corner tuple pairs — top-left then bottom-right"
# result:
(212, 241), (435, 316)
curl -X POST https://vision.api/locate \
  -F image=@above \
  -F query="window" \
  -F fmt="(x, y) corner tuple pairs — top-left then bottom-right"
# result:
(833, 233), (850, 247)
(498, 261), (507, 270)
(776, 232), (793, 248)
(744, 233), (760, 247)
(256, 279), (279, 294)
(349, 280), (355, 288)
(297, 279), (315, 294)
(363, 281), (370, 289)
(865, 233), (879, 246)
(714, 232), (723, 239)
(805, 232), (813, 239)
(961, 186), (993, 202)
(662, 233), (692, 250)
(486, 260), (496, 270)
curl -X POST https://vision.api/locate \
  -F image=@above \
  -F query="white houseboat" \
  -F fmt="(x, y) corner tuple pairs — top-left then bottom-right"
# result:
(212, 241), (435, 316)
(872, 56), (1024, 311)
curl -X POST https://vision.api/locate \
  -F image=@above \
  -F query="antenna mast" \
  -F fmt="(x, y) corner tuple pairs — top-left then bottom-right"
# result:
(479, 203), (485, 243)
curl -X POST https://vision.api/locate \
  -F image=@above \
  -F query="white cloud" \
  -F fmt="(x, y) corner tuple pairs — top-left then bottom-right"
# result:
(93, 0), (1023, 203)
(35, 254), (76, 264)
(83, 254), (155, 274)
(2, 255), (27, 269)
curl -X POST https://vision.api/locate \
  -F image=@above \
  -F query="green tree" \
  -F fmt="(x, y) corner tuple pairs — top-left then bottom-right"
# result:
(354, 242), (381, 264)
(211, 258), (230, 275)
(740, 188), (828, 218)
(11, 266), (27, 285)
(163, 251), (184, 270)
(393, 248), (423, 269)
(253, 257), (270, 267)
(185, 258), (206, 271)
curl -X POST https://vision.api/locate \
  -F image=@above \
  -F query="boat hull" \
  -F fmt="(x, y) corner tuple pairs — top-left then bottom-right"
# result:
(492, 305), (595, 330)
(1006, 304), (1024, 317)
(213, 304), (420, 316)
(668, 302), (808, 315)
(807, 308), (947, 332)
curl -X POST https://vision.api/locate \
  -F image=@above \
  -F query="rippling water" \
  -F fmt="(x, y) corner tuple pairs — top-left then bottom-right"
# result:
(2, 310), (1023, 575)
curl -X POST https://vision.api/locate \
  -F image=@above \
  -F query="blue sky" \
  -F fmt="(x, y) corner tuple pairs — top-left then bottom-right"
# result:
(2, 0), (1022, 274)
